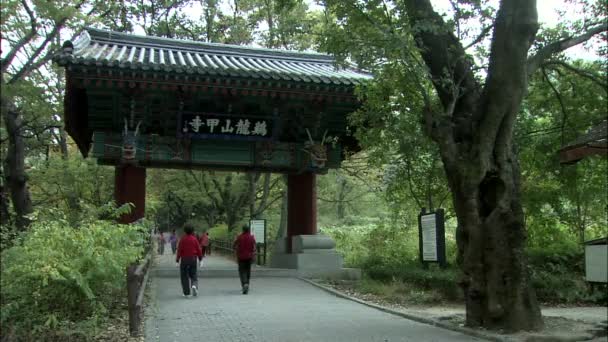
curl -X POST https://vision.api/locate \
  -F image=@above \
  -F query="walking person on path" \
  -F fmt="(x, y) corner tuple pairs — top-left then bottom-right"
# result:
(157, 231), (165, 255)
(198, 231), (209, 264)
(176, 223), (203, 297)
(169, 229), (177, 255)
(233, 224), (256, 294)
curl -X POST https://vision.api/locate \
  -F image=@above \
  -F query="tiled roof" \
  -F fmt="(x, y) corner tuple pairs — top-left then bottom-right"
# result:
(562, 120), (608, 149)
(55, 28), (372, 86)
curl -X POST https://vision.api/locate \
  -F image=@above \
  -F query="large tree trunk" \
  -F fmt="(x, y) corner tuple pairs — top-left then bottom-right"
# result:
(403, 0), (543, 331)
(1, 97), (33, 231)
(444, 135), (542, 330)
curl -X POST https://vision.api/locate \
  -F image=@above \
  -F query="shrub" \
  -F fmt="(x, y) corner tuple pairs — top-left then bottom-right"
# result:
(396, 265), (462, 300)
(207, 223), (230, 240)
(527, 242), (607, 304)
(0, 208), (146, 341)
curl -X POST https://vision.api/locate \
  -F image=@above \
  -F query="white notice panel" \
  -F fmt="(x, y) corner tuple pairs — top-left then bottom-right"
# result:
(250, 219), (265, 244)
(421, 214), (437, 261)
(585, 245), (607, 283)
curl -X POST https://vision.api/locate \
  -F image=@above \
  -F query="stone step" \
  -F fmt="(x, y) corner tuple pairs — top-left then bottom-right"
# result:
(152, 267), (299, 278)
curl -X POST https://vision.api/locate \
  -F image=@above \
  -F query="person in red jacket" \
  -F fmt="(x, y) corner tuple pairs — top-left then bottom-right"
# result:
(233, 224), (256, 294)
(176, 223), (202, 297)
(198, 231), (209, 258)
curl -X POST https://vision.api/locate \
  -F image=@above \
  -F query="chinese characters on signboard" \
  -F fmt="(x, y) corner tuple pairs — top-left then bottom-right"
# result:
(250, 219), (266, 244)
(182, 114), (270, 137)
(420, 214), (438, 261)
(417, 209), (446, 267)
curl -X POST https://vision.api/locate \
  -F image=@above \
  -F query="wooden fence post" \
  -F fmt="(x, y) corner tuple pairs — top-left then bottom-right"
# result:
(126, 263), (143, 336)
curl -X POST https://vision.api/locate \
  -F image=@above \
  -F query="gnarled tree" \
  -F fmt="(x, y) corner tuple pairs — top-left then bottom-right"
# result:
(324, 0), (607, 331)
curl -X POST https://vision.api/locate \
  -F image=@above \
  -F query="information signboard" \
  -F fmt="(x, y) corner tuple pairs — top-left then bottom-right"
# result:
(417, 209), (447, 267)
(420, 214), (438, 261)
(250, 219), (266, 244)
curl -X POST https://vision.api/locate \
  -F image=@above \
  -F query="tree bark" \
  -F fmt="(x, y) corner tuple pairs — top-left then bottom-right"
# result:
(0, 182), (10, 226)
(59, 128), (69, 159)
(403, 0), (543, 331)
(1, 96), (33, 231)
(336, 174), (350, 219)
(277, 175), (288, 238)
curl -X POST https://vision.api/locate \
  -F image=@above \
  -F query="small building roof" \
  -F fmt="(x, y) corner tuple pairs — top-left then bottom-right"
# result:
(54, 28), (372, 86)
(584, 237), (608, 245)
(559, 120), (608, 164)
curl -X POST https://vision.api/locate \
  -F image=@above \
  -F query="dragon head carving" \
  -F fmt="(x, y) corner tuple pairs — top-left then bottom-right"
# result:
(122, 119), (141, 162)
(303, 129), (328, 169)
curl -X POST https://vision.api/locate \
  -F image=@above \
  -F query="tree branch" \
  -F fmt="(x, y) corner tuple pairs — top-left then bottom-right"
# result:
(0, 1), (38, 74)
(478, 0), (538, 159)
(527, 23), (607, 76)
(541, 67), (568, 144)
(8, 0), (90, 84)
(402, 0), (481, 116)
(543, 60), (608, 90)
(403, 157), (424, 209)
(463, 24), (494, 50)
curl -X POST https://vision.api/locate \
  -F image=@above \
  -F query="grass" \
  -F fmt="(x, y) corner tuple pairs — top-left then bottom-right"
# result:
(325, 276), (461, 306)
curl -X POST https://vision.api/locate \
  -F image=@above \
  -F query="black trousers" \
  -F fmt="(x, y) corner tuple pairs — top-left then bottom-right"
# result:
(238, 259), (252, 286)
(180, 256), (198, 295)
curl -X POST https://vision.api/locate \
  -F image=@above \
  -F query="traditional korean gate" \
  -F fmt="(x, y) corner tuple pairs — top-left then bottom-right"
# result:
(54, 28), (370, 273)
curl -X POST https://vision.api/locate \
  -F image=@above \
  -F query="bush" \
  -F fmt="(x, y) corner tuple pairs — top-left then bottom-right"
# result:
(207, 223), (230, 240)
(397, 266), (462, 300)
(0, 208), (147, 341)
(322, 223), (372, 267)
(362, 256), (462, 301)
(527, 242), (607, 304)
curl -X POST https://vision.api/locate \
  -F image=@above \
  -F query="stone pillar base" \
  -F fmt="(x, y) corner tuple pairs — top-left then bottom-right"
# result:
(270, 234), (360, 280)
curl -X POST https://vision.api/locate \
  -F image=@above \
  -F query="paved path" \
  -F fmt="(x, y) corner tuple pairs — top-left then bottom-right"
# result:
(145, 254), (483, 342)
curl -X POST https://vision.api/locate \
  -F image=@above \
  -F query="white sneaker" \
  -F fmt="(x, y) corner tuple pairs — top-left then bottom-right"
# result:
(192, 285), (198, 297)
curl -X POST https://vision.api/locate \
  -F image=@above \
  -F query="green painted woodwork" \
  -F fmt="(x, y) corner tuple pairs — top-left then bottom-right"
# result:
(57, 29), (366, 171)
(90, 132), (341, 171)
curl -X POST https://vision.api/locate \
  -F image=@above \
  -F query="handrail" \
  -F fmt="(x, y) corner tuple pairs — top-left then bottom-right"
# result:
(134, 253), (151, 277)
(126, 230), (155, 337)
(210, 237), (267, 265)
(210, 238), (233, 253)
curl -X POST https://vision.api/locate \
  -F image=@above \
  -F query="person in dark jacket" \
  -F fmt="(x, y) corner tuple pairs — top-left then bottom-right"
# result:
(170, 229), (178, 254)
(233, 224), (256, 294)
(176, 223), (203, 297)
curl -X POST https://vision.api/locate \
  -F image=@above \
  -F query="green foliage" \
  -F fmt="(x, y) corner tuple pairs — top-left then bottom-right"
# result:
(317, 169), (387, 226)
(27, 156), (115, 225)
(519, 60), (608, 245)
(327, 219), (606, 305)
(527, 243), (607, 304)
(0, 205), (147, 341)
(207, 223), (230, 240)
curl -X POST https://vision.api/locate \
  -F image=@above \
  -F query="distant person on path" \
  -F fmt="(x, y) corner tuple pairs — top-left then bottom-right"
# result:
(199, 231), (209, 260)
(176, 223), (203, 297)
(233, 225), (256, 294)
(170, 229), (177, 254)
(157, 231), (165, 255)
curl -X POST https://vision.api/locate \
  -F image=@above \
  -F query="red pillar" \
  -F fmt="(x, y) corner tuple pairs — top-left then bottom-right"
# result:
(287, 172), (317, 252)
(115, 165), (146, 224)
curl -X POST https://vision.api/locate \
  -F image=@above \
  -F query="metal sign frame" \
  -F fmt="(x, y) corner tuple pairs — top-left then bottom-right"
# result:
(417, 208), (447, 268)
(250, 219), (267, 265)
